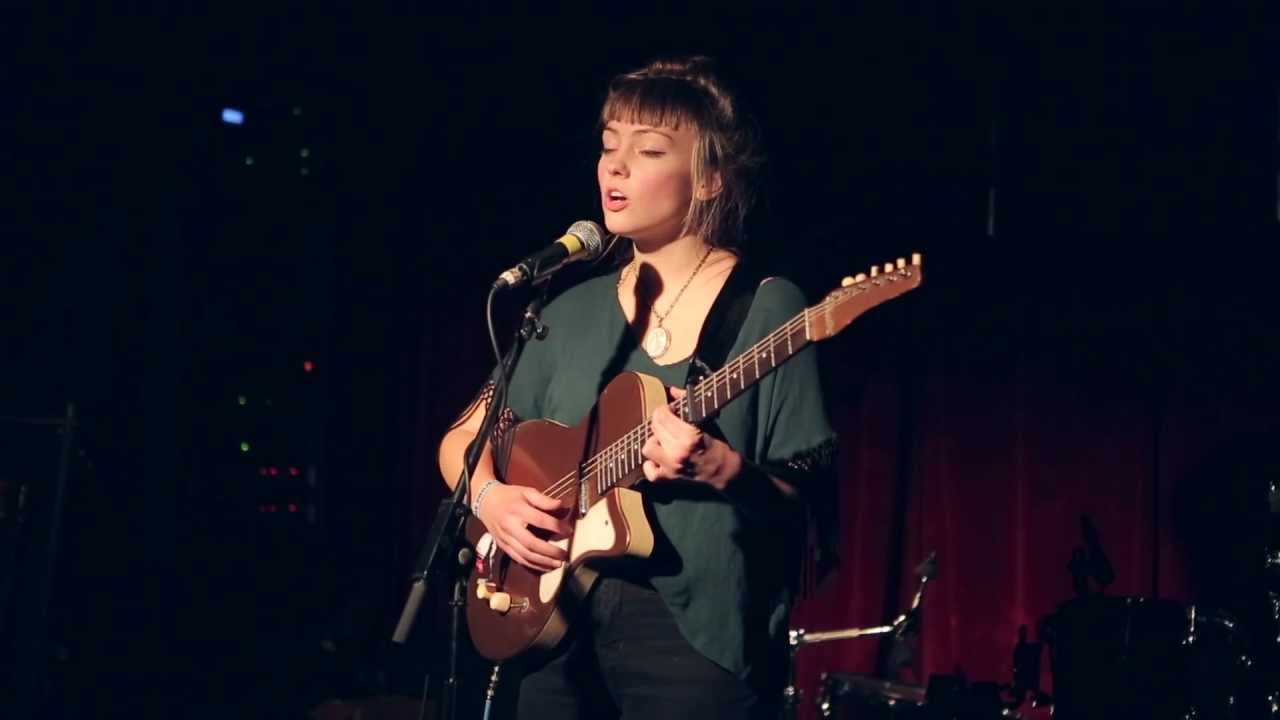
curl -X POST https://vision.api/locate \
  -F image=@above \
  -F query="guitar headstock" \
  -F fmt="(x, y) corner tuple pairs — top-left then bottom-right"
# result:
(807, 253), (923, 341)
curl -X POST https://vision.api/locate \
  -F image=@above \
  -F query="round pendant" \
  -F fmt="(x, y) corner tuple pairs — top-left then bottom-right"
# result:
(642, 326), (672, 359)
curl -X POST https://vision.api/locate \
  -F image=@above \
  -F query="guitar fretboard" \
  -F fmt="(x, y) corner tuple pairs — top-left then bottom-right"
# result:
(578, 307), (812, 497)
(539, 256), (918, 522)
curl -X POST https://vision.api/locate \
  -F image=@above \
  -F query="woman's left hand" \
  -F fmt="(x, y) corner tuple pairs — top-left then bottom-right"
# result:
(642, 387), (742, 491)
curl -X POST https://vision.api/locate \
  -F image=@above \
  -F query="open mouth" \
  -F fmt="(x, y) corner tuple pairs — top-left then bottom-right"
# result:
(604, 190), (629, 211)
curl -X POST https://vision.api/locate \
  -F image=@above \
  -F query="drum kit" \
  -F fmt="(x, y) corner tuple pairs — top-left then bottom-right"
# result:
(784, 480), (1280, 719)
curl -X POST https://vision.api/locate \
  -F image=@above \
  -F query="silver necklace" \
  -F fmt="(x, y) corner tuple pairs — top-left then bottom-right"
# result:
(618, 245), (715, 360)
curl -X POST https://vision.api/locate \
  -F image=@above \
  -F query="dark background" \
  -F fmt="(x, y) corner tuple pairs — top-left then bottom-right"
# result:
(2, 4), (1277, 719)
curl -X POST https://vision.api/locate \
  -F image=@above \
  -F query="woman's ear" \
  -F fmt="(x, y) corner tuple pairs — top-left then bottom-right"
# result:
(696, 170), (723, 201)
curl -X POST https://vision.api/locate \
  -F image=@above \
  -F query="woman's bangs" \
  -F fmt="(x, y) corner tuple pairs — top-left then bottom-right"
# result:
(601, 79), (707, 131)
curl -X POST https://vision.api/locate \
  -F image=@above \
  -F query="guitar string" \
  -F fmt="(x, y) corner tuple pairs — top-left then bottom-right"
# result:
(538, 273), (888, 501)
(532, 273), (900, 503)
(536, 296), (818, 503)
(535, 310), (807, 503)
(536, 279), (853, 503)
(561, 272), (877, 489)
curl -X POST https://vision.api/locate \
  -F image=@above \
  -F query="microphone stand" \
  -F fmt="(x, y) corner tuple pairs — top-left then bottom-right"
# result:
(391, 284), (550, 720)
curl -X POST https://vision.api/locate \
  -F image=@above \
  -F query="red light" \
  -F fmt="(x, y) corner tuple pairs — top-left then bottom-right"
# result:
(268, 467), (279, 477)
(288, 503), (298, 513)
(303, 360), (315, 373)
(258, 467), (268, 477)
(267, 504), (277, 513)
(288, 467), (300, 477)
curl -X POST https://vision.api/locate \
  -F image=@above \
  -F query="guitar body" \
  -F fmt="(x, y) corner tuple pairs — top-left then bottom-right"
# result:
(464, 371), (669, 662)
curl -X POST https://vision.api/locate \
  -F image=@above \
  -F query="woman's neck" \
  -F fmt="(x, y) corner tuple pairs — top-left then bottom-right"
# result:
(630, 234), (713, 283)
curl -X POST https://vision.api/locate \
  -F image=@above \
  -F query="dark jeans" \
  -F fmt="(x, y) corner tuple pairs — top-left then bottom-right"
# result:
(514, 575), (777, 720)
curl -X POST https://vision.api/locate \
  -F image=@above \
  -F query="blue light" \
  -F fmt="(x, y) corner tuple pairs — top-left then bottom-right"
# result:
(221, 108), (244, 125)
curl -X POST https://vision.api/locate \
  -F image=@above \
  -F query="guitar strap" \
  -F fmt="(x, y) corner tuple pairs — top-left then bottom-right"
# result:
(686, 257), (765, 385)
(686, 260), (840, 588)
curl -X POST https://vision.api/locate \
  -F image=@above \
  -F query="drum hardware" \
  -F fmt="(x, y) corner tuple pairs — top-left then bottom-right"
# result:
(816, 663), (1040, 720)
(1009, 624), (1052, 710)
(782, 552), (936, 720)
(815, 672), (927, 719)
(1270, 592), (1280, 644)
(1266, 475), (1280, 717)
(1068, 515), (1114, 598)
(1044, 594), (1249, 719)
(922, 674), (1017, 720)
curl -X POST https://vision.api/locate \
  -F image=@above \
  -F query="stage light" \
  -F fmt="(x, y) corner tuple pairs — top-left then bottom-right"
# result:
(300, 148), (310, 158)
(237, 395), (247, 406)
(268, 467), (279, 477)
(288, 467), (300, 477)
(288, 503), (298, 513)
(303, 360), (315, 373)
(221, 108), (244, 125)
(245, 156), (255, 166)
(240, 441), (251, 453)
(258, 467), (268, 477)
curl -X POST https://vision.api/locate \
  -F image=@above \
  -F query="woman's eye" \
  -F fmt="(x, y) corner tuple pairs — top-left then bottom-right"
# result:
(600, 147), (617, 155)
(640, 150), (665, 158)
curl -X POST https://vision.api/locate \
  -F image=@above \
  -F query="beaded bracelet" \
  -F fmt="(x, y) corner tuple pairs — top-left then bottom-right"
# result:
(471, 478), (500, 517)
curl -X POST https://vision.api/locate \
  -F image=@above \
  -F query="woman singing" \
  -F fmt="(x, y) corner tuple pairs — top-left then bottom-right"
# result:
(438, 56), (836, 719)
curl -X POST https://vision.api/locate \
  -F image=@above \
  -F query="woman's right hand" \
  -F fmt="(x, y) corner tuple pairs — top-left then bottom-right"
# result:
(474, 481), (572, 573)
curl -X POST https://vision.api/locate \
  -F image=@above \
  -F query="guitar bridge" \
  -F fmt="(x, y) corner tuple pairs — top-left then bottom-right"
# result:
(578, 473), (588, 516)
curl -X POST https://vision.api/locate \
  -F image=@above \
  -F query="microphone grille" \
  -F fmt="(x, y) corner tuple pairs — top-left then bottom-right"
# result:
(567, 220), (605, 259)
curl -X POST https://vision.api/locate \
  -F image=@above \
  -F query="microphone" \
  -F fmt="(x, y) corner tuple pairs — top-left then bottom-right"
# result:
(494, 221), (605, 290)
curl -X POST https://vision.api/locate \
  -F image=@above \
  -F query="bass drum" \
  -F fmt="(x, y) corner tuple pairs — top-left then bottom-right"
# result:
(1044, 596), (1246, 720)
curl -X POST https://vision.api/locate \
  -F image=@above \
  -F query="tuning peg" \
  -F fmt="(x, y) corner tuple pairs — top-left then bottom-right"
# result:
(870, 266), (879, 277)
(489, 591), (529, 614)
(841, 276), (856, 287)
(896, 258), (906, 269)
(489, 592), (512, 613)
(912, 252), (922, 266)
(883, 263), (894, 274)
(854, 273), (867, 283)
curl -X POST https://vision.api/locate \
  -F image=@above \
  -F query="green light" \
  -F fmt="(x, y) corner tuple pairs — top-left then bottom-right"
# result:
(237, 395), (247, 406)
(240, 442), (251, 453)
(300, 148), (310, 158)
(244, 156), (255, 166)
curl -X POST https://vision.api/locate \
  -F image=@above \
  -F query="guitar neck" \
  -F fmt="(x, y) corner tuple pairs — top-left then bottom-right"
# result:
(598, 308), (812, 493)
(678, 310), (811, 424)
(593, 254), (922, 495)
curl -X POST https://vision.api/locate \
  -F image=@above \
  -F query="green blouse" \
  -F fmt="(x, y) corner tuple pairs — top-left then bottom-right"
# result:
(497, 266), (836, 682)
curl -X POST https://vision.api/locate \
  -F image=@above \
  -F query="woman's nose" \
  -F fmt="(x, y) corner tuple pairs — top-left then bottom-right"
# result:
(605, 155), (628, 177)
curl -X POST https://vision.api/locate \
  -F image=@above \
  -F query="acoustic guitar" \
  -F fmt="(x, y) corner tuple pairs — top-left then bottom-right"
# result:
(465, 254), (923, 662)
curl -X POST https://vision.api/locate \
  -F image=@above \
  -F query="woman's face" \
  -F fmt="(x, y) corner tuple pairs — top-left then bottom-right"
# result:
(598, 120), (698, 245)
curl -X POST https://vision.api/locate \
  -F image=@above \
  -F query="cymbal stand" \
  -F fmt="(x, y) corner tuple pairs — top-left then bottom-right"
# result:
(781, 552), (936, 720)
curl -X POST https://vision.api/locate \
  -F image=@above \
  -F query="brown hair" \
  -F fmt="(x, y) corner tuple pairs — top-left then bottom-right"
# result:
(600, 56), (760, 251)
